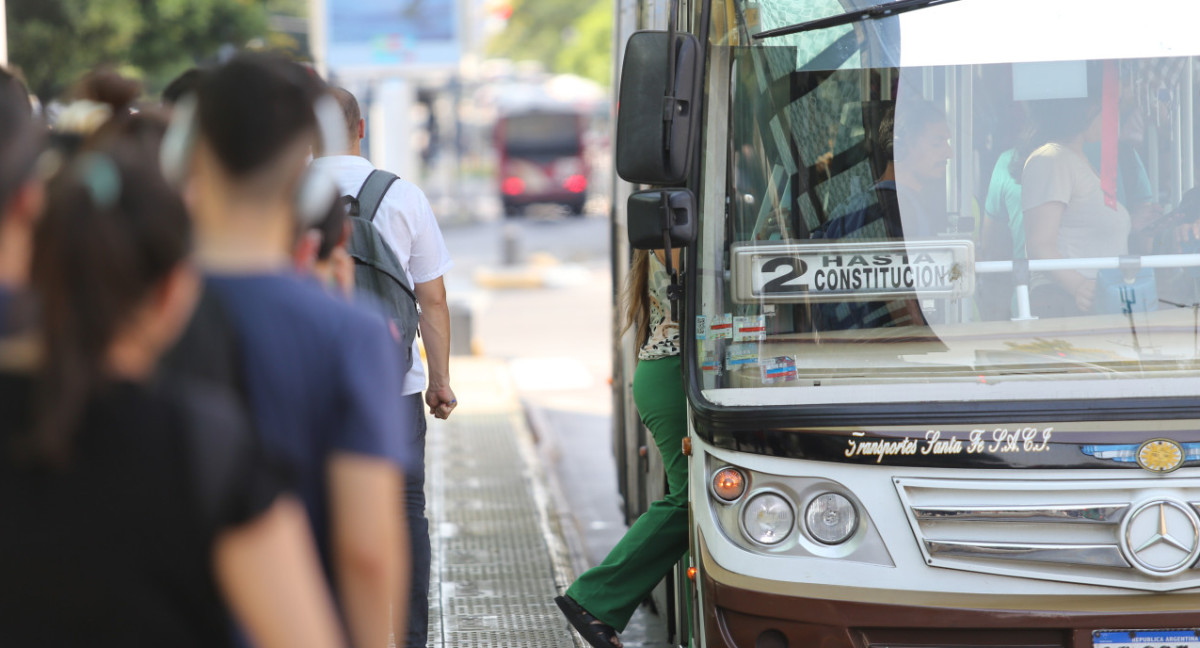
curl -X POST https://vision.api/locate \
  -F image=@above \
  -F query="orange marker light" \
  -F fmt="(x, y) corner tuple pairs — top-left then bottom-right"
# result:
(687, 567), (697, 581)
(712, 467), (746, 501)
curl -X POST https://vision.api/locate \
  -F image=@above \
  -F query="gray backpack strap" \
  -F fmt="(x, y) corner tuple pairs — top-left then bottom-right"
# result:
(356, 170), (400, 223)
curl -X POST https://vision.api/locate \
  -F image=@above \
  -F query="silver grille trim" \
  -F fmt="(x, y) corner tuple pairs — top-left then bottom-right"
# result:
(895, 476), (1200, 592)
(912, 504), (1129, 524)
(925, 540), (1130, 568)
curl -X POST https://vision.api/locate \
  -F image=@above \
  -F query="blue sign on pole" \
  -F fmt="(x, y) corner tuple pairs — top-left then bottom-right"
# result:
(326, 0), (461, 71)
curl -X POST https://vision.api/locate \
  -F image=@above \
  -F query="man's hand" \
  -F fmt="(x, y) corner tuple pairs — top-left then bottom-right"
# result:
(426, 384), (457, 420)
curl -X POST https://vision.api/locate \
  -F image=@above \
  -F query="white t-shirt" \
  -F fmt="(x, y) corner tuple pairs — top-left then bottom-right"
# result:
(312, 155), (454, 395)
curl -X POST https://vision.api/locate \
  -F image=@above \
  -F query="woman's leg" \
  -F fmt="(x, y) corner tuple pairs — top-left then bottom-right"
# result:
(565, 355), (689, 631)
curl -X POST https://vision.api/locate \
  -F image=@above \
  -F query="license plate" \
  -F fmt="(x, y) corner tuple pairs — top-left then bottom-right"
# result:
(1093, 629), (1200, 647)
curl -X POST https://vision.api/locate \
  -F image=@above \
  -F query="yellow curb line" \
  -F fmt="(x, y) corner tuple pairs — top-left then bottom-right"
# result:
(472, 266), (546, 289)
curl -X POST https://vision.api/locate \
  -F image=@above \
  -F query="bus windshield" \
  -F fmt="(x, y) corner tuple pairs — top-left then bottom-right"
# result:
(501, 111), (582, 156)
(696, 0), (1200, 408)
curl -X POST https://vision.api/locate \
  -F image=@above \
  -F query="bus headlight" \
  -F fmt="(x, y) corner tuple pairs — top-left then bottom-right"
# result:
(741, 492), (794, 545)
(804, 492), (858, 545)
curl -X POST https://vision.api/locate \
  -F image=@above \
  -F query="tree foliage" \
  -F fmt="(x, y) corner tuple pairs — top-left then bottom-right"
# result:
(488, 0), (613, 87)
(554, 0), (612, 87)
(8, 0), (270, 101)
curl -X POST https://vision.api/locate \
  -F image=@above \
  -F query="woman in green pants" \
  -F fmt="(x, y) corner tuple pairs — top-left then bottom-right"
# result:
(556, 249), (687, 648)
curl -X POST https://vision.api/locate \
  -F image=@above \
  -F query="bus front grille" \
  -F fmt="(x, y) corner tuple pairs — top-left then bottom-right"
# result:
(895, 476), (1200, 591)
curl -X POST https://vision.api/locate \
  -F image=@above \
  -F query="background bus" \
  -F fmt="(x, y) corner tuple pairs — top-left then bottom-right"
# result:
(495, 108), (589, 216)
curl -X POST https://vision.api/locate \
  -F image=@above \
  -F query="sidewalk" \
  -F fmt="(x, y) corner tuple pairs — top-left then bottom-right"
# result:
(422, 356), (585, 648)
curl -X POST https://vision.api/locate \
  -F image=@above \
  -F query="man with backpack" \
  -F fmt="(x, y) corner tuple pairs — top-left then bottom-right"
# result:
(313, 86), (456, 648)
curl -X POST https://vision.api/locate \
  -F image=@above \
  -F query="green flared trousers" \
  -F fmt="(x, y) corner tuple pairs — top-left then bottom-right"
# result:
(566, 354), (689, 631)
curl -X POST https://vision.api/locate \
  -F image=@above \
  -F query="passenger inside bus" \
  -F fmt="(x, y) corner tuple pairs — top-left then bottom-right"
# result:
(1021, 96), (1133, 317)
(981, 94), (1162, 320)
(725, 54), (1200, 346)
(811, 98), (950, 330)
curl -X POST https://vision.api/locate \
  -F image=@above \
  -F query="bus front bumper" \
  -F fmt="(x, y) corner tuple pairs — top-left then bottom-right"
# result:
(696, 530), (1200, 648)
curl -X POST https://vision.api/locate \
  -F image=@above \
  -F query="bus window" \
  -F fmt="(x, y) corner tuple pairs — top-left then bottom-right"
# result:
(698, 26), (1200, 404)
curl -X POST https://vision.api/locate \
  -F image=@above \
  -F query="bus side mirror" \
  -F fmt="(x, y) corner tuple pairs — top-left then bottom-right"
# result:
(615, 31), (703, 186)
(627, 189), (696, 250)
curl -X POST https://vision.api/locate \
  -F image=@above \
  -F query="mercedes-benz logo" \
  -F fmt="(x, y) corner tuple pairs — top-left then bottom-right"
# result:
(1119, 499), (1200, 577)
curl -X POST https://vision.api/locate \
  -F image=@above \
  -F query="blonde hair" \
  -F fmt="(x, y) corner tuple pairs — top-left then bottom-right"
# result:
(621, 249), (651, 347)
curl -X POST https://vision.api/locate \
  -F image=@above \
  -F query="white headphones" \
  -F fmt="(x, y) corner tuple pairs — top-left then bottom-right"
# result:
(160, 90), (348, 228)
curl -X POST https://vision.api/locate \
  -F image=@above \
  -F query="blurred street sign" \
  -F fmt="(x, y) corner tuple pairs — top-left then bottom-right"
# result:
(313, 0), (462, 76)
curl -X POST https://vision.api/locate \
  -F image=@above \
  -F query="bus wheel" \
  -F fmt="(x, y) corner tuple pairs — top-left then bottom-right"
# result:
(503, 203), (524, 218)
(567, 200), (586, 217)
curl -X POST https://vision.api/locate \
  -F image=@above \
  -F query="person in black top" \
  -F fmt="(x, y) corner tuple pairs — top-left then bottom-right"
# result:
(0, 140), (346, 648)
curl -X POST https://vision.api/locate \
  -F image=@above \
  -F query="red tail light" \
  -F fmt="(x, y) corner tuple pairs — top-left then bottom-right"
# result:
(502, 177), (525, 196)
(563, 174), (587, 193)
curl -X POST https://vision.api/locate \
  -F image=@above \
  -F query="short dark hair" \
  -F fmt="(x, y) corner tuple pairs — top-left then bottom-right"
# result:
(0, 67), (31, 117)
(162, 68), (205, 106)
(0, 66), (39, 214)
(196, 52), (325, 178)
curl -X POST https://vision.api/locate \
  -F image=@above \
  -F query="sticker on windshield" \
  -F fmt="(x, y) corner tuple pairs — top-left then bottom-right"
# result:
(726, 343), (759, 368)
(701, 351), (723, 374)
(761, 356), (798, 384)
(734, 315), (767, 341)
(708, 313), (733, 339)
(730, 240), (975, 303)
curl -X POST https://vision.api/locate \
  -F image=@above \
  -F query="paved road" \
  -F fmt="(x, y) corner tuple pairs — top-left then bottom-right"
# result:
(438, 210), (675, 647)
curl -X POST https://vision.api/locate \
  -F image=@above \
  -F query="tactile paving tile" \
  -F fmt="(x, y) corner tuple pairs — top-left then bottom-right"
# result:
(426, 413), (583, 647)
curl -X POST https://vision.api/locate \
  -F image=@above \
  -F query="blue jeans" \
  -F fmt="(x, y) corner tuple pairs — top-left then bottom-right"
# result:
(399, 393), (430, 648)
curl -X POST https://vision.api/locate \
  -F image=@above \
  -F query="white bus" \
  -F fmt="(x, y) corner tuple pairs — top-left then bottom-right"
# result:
(610, 1), (1200, 646)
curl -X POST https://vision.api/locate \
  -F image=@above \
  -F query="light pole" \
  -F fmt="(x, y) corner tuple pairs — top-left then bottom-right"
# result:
(308, 0), (326, 78)
(1, 0), (8, 66)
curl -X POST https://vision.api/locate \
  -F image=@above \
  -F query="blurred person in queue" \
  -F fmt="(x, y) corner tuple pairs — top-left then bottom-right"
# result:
(162, 67), (205, 108)
(0, 140), (345, 648)
(0, 66), (41, 336)
(294, 194), (356, 299)
(314, 86), (456, 648)
(166, 53), (411, 647)
(1021, 96), (1130, 316)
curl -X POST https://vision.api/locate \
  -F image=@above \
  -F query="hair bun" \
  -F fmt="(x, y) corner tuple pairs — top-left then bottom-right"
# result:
(75, 67), (142, 114)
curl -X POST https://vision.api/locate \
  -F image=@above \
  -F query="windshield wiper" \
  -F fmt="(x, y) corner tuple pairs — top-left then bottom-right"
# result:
(753, 0), (965, 41)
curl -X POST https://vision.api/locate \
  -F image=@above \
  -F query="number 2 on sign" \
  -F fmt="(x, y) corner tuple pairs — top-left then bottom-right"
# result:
(761, 257), (808, 294)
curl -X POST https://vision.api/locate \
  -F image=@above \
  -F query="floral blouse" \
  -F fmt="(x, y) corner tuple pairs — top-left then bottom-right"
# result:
(638, 254), (680, 360)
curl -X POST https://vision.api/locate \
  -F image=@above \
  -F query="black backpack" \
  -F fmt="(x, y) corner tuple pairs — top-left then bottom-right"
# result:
(345, 170), (420, 372)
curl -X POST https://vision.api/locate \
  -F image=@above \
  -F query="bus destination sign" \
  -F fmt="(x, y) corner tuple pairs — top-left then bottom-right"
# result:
(731, 240), (975, 304)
